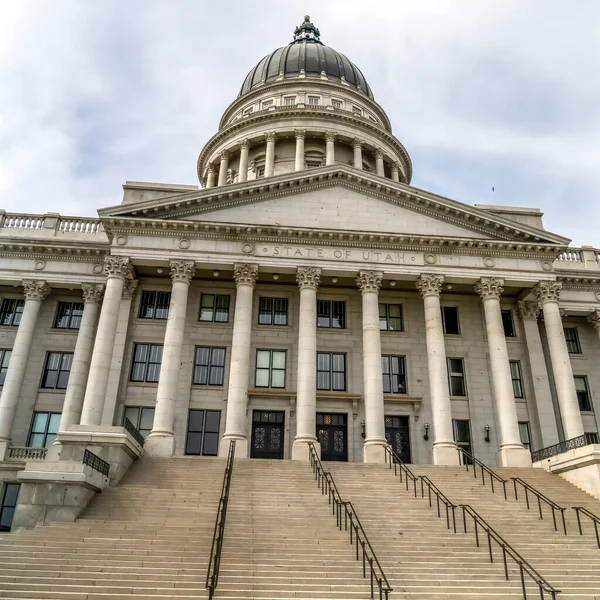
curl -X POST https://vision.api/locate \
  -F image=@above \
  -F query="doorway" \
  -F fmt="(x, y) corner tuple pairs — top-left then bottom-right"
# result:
(251, 410), (285, 459)
(453, 419), (473, 462)
(317, 413), (348, 461)
(385, 415), (411, 463)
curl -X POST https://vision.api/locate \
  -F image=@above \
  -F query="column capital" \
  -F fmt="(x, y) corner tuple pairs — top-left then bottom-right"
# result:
(22, 280), (51, 302)
(516, 300), (540, 321)
(170, 260), (196, 284)
(294, 129), (307, 140)
(233, 263), (259, 287)
(587, 310), (600, 332)
(391, 162), (400, 172)
(104, 256), (133, 280)
(207, 164), (215, 174)
(81, 283), (105, 305)
(265, 131), (277, 143)
(240, 138), (250, 150)
(415, 274), (444, 297)
(325, 131), (336, 143)
(220, 149), (229, 161)
(534, 281), (562, 305)
(356, 270), (382, 294)
(352, 138), (363, 149)
(474, 277), (504, 300)
(375, 148), (384, 160)
(296, 267), (321, 290)
(122, 279), (139, 299)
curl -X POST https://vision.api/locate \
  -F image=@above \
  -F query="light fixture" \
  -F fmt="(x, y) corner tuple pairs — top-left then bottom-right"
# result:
(332, 277), (338, 283)
(390, 280), (396, 287)
(213, 270), (220, 277)
(447, 284), (453, 290)
(484, 424), (491, 443)
(272, 273), (279, 280)
(423, 422), (430, 441)
(360, 420), (366, 439)
(156, 267), (163, 274)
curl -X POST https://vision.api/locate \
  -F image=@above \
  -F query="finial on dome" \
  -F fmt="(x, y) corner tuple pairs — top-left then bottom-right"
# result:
(293, 15), (321, 44)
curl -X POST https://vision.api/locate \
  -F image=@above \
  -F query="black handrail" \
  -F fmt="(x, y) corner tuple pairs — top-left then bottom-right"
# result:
(531, 435), (587, 463)
(457, 447), (508, 499)
(573, 506), (600, 548)
(419, 475), (457, 533)
(123, 417), (145, 447)
(461, 504), (560, 599)
(82, 449), (110, 477)
(206, 439), (236, 599)
(512, 477), (567, 534)
(383, 445), (418, 496)
(308, 443), (392, 600)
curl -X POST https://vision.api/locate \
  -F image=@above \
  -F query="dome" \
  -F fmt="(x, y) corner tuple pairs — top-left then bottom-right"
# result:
(239, 16), (374, 99)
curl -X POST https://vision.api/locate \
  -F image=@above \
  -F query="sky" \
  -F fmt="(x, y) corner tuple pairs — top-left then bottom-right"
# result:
(0, 0), (598, 246)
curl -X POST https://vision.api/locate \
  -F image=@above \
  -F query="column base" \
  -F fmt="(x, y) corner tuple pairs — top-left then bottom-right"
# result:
(363, 439), (387, 464)
(498, 444), (532, 467)
(219, 434), (248, 458)
(432, 442), (459, 466)
(144, 433), (175, 458)
(292, 438), (319, 462)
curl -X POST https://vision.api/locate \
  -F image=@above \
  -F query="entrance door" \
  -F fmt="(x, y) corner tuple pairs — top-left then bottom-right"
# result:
(251, 410), (285, 459)
(317, 413), (348, 461)
(453, 419), (473, 463)
(385, 415), (411, 463)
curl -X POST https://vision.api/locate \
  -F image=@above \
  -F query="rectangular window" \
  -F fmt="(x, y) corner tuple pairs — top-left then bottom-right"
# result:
(284, 96), (296, 106)
(243, 107), (254, 115)
(519, 422), (532, 451)
(510, 360), (524, 398)
(261, 99), (273, 109)
(139, 291), (171, 320)
(317, 352), (346, 392)
(0, 299), (24, 327)
(0, 349), (11, 386)
(28, 412), (61, 448)
(317, 300), (346, 329)
(41, 352), (73, 389)
(332, 99), (342, 109)
(256, 166), (265, 178)
(199, 294), (230, 323)
(574, 376), (592, 411)
(564, 328), (581, 354)
(258, 297), (288, 326)
(501, 310), (515, 337)
(453, 419), (472, 457)
(130, 344), (163, 383)
(308, 96), (319, 105)
(585, 432), (599, 444)
(193, 346), (226, 386)
(255, 350), (286, 389)
(441, 306), (460, 334)
(382, 355), (407, 394)
(306, 161), (322, 168)
(0, 483), (20, 532)
(186, 409), (221, 456)
(123, 406), (155, 439)
(447, 358), (466, 396)
(54, 301), (84, 329)
(352, 106), (362, 115)
(379, 303), (403, 331)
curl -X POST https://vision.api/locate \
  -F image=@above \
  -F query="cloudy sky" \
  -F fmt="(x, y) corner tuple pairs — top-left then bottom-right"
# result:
(1, 1), (598, 245)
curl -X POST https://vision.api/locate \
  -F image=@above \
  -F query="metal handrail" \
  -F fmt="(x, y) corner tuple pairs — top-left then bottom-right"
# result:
(206, 439), (236, 599)
(123, 418), (145, 447)
(512, 477), (567, 534)
(308, 443), (392, 600)
(383, 445), (418, 496)
(531, 435), (587, 463)
(457, 447), (508, 499)
(82, 449), (110, 477)
(461, 504), (560, 599)
(419, 475), (457, 533)
(573, 506), (600, 548)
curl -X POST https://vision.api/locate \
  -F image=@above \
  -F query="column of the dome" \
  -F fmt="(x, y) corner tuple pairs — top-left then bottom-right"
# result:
(352, 139), (363, 170)
(238, 139), (250, 183)
(294, 129), (306, 171)
(325, 132), (336, 166)
(391, 163), (400, 182)
(217, 150), (229, 186)
(265, 132), (277, 177)
(375, 149), (385, 177)
(206, 165), (215, 189)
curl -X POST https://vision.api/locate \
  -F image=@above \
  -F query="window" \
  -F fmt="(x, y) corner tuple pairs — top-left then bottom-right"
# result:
(130, 344), (163, 383)
(0, 349), (10, 386)
(255, 350), (286, 388)
(256, 166), (265, 178)
(0, 299), (24, 327)
(332, 99), (342, 109)
(261, 99), (273, 109)
(585, 432), (599, 444)
(41, 352), (73, 389)
(379, 303), (403, 331)
(447, 358), (466, 396)
(352, 106), (362, 115)
(306, 161), (322, 169)
(0, 484), (20, 532)
(284, 96), (296, 106)
(317, 352), (346, 391)
(317, 300), (346, 329)
(308, 96), (319, 105)
(441, 306), (460, 334)
(243, 107), (254, 115)
(258, 297), (288, 326)
(501, 310), (515, 337)
(123, 406), (155, 439)
(193, 347), (226, 386)
(199, 294), (230, 323)
(453, 419), (472, 457)
(54, 301), (84, 329)
(382, 355), (407, 394)
(139, 291), (171, 320)
(574, 376), (592, 411)
(28, 412), (61, 447)
(519, 422), (532, 451)
(564, 328), (581, 354)
(186, 409), (221, 456)
(510, 361), (524, 398)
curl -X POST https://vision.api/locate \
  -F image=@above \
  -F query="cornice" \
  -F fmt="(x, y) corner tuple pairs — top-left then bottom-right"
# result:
(557, 275), (600, 290)
(0, 242), (109, 262)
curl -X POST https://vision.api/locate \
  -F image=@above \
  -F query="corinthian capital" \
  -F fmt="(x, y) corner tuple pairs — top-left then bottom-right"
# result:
(104, 256), (133, 280)
(240, 138), (250, 150)
(294, 129), (306, 140)
(296, 267), (321, 290)
(474, 277), (504, 300)
(534, 281), (561, 305)
(81, 284), (105, 305)
(516, 300), (540, 321)
(122, 279), (139, 299)
(356, 271), (382, 294)
(351, 138), (363, 149)
(265, 131), (277, 143)
(233, 263), (258, 287)
(22, 280), (51, 302)
(375, 148), (384, 160)
(170, 260), (196, 284)
(325, 131), (336, 143)
(587, 309), (600, 332)
(415, 274), (444, 297)
(220, 149), (229, 161)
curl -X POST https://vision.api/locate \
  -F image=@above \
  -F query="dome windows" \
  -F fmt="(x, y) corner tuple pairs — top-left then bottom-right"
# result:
(284, 96), (296, 106)
(308, 96), (320, 106)
(331, 99), (343, 110)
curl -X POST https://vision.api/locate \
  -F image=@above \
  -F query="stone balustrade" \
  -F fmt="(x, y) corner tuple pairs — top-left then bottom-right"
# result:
(554, 247), (600, 271)
(0, 212), (103, 238)
(1, 214), (45, 230)
(6, 446), (48, 461)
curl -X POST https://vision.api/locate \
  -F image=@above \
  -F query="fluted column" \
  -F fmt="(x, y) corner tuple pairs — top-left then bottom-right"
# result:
(352, 139), (363, 169)
(217, 150), (229, 187)
(58, 284), (105, 430)
(292, 267), (321, 461)
(416, 275), (456, 464)
(475, 278), (531, 466)
(535, 282), (584, 440)
(219, 264), (259, 458)
(264, 132), (276, 177)
(0, 281), (51, 447)
(325, 131), (336, 166)
(294, 129), (306, 172)
(80, 257), (133, 426)
(375, 149), (385, 177)
(391, 162), (400, 182)
(238, 139), (250, 183)
(357, 271), (387, 462)
(145, 260), (196, 457)
(587, 309), (600, 345)
(206, 165), (216, 188)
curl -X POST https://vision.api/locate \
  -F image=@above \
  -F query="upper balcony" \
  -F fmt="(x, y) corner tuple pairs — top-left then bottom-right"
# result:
(554, 247), (600, 273)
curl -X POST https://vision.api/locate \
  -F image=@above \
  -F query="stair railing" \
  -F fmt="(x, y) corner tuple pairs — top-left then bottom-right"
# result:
(457, 447), (508, 499)
(206, 439), (236, 600)
(572, 506), (600, 548)
(460, 504), (560, 599)
(383, 445), (418, 496)
(308, 443), (393, 600)
(512, 477), (567, 534)
(419, 475), (457, 533)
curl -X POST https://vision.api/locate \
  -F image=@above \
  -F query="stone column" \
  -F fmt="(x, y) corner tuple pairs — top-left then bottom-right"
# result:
(217, 150), (229, 187)
(587, 309), (600, 344)
(352, 139), (363, 169)
(145, 260), (195, 457)
(292, 267), (321, 461)
(416, 275), (456, 465)
(219, 264), (259, 458)
(356, 271), (387, 463)
(475, 278), (531, 466)
(0, 281), (51, 449)
(294, 129), (306, 172)
(238, 139), (250, 183)
(391, 163), (400, 182)
(206, 165), (216, 189)
(535, 282), (585, 440)
(325, 131), (336, 166)
(375, 149), (385, 177)
(58, 284), (105, 430)
(264, 132), (277, 177)
(80, 257), (133, 427)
